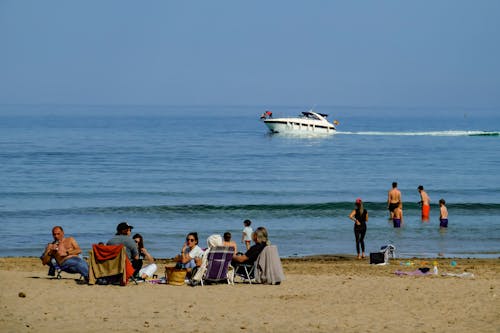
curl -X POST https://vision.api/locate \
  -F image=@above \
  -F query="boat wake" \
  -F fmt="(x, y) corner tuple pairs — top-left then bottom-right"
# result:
(336, 130), (499, 137)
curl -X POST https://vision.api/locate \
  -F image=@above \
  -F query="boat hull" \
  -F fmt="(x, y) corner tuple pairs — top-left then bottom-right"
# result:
(264, 119), (336, 134)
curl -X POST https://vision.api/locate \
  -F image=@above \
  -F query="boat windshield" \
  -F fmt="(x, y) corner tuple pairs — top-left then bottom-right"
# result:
(301, 111), (328, 120)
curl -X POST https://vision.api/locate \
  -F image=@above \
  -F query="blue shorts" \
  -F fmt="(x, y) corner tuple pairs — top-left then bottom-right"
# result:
(181, 259), (197, 269)
(440, 218), (448, 228)
(393, 218), (401, 228)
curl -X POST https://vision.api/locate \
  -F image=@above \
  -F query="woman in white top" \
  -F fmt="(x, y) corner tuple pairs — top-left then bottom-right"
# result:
(175, 232), (204, 272)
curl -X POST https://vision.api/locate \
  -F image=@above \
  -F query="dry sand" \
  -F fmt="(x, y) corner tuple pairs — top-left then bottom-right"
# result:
(0, 256), (499, 333)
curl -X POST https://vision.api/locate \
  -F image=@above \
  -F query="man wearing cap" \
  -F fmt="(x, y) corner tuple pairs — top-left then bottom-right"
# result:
(107, 222), (139, 262)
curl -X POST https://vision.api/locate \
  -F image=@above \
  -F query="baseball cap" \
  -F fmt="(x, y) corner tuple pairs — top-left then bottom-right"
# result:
(355, 198), (362, 204)
(116, 222), (134, 233)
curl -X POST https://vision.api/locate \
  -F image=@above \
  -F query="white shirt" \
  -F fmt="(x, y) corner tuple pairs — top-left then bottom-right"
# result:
(187, 245), (204, 259)
(243, 226), (253, 241)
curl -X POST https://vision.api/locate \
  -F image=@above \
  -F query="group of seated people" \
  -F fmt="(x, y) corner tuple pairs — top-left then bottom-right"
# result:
(174, 226), (270, 281)
(41, 222), (270, 284)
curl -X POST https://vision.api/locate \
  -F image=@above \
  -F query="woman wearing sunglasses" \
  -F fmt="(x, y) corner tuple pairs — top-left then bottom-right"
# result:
(175, 232), (204, 272)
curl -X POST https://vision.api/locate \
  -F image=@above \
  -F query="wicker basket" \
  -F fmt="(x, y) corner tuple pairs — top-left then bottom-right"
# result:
(165, 267), (187, 286)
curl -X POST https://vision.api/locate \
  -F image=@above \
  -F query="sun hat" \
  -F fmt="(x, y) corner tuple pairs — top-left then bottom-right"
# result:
(207, 234), (223, 248)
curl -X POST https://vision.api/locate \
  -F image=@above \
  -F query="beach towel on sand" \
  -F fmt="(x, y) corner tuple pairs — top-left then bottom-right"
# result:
(394, 268), (430, 276)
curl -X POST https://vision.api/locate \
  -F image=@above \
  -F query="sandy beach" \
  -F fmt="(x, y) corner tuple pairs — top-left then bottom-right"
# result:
(0, 256), (498, 333)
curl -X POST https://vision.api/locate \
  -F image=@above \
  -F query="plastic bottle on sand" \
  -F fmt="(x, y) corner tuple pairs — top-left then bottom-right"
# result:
(433, 261), (438, 275)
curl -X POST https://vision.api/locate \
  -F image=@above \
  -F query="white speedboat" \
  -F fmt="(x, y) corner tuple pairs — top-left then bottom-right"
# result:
(260, 110), (337, 134)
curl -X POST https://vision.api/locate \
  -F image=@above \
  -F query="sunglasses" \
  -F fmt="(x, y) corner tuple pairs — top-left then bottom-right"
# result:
(186, 238), (195, 242)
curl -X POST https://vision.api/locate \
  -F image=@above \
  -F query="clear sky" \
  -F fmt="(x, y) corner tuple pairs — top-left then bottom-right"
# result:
(1, 1), (499, 108)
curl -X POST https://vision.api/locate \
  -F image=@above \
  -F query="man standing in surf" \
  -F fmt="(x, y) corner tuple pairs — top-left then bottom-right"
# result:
(418, 185), (431, 222)
(387, 182), (402, 220)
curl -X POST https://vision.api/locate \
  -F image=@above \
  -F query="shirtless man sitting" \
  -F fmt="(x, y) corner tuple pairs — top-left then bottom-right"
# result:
(387, 182), (402, 219)
(41, 226), (89, 279)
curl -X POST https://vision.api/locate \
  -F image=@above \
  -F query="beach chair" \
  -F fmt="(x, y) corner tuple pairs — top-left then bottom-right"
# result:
(233, 260), (256, 284)
(88, 244), (136, 286)
(234, 245), (285, 285)
(48, 258), (64, 279)
(200, 246), (235, 286)
(254, 245), (285, 285)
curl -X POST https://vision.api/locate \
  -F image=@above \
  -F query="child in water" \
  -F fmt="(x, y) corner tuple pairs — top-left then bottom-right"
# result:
(439, 198), (448, 228)
(392, 202), (403, 228)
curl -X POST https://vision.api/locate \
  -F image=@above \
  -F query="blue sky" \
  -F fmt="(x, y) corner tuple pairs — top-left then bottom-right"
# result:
(1, 1), (499, 108)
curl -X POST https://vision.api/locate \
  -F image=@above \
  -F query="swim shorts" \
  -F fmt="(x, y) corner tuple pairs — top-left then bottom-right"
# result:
(439, 218), (448, 228)
(388, 202), (399, 212)
(421, 204), (430, 221)
(393, 218), (401, 228)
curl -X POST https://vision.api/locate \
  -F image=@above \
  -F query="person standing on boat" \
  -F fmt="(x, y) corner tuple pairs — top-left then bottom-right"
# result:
(418, 185), (431, 222)
(387, 182), (402, 220)
(260, 110), (273, 119)
(348, 198), (368, 259)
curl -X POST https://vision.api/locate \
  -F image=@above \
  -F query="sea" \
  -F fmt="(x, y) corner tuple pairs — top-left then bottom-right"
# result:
(1, 104), (499, 259)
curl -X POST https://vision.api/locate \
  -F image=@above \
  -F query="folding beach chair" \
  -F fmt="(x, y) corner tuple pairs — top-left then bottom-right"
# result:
(49, 258), (64, 279)
(233, 261), (256, 284)
(200, 246), (235, 286)
(88, 244), (136, 286)
(234, 245), (285, 285)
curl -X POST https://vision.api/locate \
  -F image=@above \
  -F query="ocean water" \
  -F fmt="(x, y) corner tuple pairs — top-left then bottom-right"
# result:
(0, 104), (499, 259)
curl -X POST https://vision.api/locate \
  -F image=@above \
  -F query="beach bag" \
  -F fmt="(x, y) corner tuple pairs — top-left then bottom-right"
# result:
(369, 252), (385, 265)
(165, 267), (187, 286)
(380, 244), (396, 262)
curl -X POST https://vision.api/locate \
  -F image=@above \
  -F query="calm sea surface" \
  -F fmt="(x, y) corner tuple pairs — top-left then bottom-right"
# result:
(0, 105), (499, 258)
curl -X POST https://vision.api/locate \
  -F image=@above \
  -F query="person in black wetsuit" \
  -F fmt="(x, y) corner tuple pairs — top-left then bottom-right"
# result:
(348, 198), (368, 259)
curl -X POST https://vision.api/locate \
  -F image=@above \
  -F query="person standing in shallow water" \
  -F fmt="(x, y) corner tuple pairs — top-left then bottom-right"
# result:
(348, 198), (368, 259)
(439, 198), (448, 228)
(418, 185), (431, 222)
(387, 182), (402, 220)
(392, 202), (403, 228)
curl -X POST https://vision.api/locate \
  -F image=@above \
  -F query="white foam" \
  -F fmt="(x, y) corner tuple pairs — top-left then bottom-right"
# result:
(336, 130), (499, 137)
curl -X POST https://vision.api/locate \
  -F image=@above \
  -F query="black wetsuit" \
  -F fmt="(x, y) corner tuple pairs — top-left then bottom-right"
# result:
(354, 209), (368, 254)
